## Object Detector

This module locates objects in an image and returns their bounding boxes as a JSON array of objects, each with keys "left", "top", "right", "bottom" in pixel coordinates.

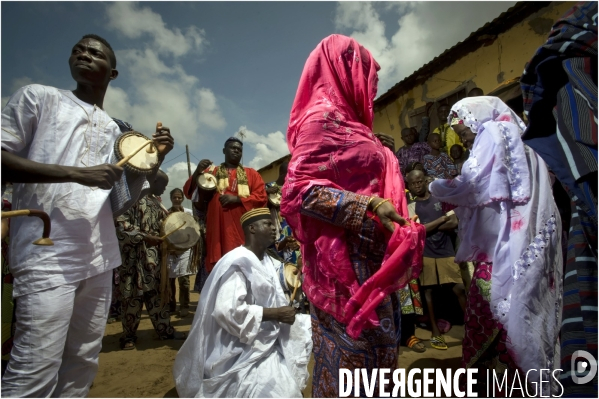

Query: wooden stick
[
  {"left": 289, "top": 269, "right": 301, "bottom": 306},
  {"left": 116, "top": 140, "right": 153, "bottom": 167},
  {"left": 1, "top": 210, "right": 31, "bottom": 218},
  {"left": 289, "top": 284, "right": 300, "bottom": 306},
  {"left": 160, "top": 222, "right": 186, "bottom": 240}
]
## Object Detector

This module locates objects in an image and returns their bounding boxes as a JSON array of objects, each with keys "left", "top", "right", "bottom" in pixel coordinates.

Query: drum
[
  {"left": 197, "top": 173, "right": 217, "bottom": 191},
  {"left": 268, "top": 192, "right": 282, "bottom": 207},
  {"left": 161, "top": 212, "right": 201, "bottom": 252},
  {"left": 284, "top": 263, "right": 301, "bottom": 290},
  {"left": 114, "top": 131, "right": 159, "bottom": 174}
]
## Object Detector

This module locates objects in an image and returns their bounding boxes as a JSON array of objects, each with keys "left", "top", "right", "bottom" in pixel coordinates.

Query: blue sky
[{"left": 1, "top": 1, "right": 515, "bottom": 207}]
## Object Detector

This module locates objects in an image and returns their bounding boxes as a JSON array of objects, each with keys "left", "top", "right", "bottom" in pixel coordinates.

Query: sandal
[
  {"left": 430, "top": 335, "right": 448, "bottom": 350},
  {"left": 406, "top": 336, "right": 426, "bottom": 353},
  {"left": 121, "top": 341, "right": 135, "bottom": 350}
]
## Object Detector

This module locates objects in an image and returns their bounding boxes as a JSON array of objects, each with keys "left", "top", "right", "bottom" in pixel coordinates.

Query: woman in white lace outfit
[{"left": 430, "top": 97, "right": 563, "bottom": 396}]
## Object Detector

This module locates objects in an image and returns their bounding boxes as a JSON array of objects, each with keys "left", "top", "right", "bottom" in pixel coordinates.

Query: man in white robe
[{"left": 173, "top": 208, "right": 312, "bottom": 398}]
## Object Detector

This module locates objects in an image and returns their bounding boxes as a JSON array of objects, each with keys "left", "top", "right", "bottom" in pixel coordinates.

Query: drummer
[
  {"left": 182, "top": 137, "right": 267, "bottom": 290},
  {"left": 1, "top": 34, "right": 174, "bottom": 396},
  {"left": 265, "top": 161, "right": 300, "bottom": 266},
  {"left": 167, "top": 188, "right": 194, "bottom": 318},
  {"left": 265, "top": 161, "right": 286, "bottom": 238},
  {"left": 115, "top": 170, "right": 186, "bottom": 350}
]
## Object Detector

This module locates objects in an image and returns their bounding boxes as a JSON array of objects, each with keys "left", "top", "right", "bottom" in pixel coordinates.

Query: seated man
[{"left": 173, "top": 208, "right": 312, "bottom": 398}]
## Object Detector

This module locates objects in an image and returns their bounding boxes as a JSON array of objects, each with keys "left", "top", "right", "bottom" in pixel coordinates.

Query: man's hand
[
  {"left": 370, "top": 197, "right": 408, "bottom": 233},
  {"left": 266, "top": 185, "right": 279, "bottom": 195},
  {"left": 152, "top": 123, "right": 174, "bottom": 157},
  {"left": 263, "top": 306, "right": 296, "bottom": 325},
  {"left": 219, "top": 194, "right": 241, "bottom": 208},
  {"left": 194, "top": 159, "right": 212, "bottom": 177},
  {"left": 143, "top": 234, "right": 163, "bottom": 246},
  {"left": 71, "top": 164, "right": 124, "bottom": 189},
  {"left": 374, "top": 133, "right": 395, "bottom": 152}
]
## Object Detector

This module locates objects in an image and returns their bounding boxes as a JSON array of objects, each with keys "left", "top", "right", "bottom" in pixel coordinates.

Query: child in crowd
[
  {"left": 406, "top": 170, "right": 467, "bottom": 350},
  {"left": 423, "top": 133, "right": 457, "bottom": 179},
  {"left": 449, "top": 144, "right": 467, "bottom": 175}
]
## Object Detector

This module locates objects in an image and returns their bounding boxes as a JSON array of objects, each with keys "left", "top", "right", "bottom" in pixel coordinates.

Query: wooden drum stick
[
  {"left": 116, "top": 140, "right": 153, "bottom": 167},
  {"left": 160, "top": 222, "right": 186, "bottom": 240}
]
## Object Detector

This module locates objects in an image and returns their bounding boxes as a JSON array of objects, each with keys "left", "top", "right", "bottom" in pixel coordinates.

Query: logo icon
[{"left": 571, "top": 350, "right": 597, "bottom": 385}]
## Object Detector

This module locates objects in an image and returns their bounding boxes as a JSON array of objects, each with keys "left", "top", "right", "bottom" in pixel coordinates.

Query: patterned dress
[
  {"left": 302, "top": 186, "right": 401, "bottom": 398},
  {"left": 395, "top": 142, "right": 431, "bottom": 177},
  {"left": 115, "top": 195, "right": 174, "bottom": 342},
  {"left": 423, "top": 153, "right": 457, "bottom": 179}
]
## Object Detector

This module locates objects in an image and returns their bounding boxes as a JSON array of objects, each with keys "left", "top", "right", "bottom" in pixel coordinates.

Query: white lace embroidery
[
  {"left": 499, "top": 123, "right": 525, "bottom": 200},
  {"left": 512, "top": 215, "right": 557, "bottom": 280}
]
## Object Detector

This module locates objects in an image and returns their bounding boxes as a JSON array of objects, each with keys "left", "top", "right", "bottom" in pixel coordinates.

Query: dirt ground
[{"left": 89, "top": 276, "right": 464, "bottom": 398}]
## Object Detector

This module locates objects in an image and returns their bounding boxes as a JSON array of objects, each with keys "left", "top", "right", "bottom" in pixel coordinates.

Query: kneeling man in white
[{"left": 173, "top": 208, "right": 312, "bottom": 397}]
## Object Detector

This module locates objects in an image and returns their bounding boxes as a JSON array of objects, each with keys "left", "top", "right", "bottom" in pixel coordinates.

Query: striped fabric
[
  {"left": 559, "top": 199, "right": 598, "bottom": 396},
  {"left": 520, "top": 1, "right": 597, "bottom": 224},
  {"left": 520, "top": 3, "right": 598, "bottom": 396},
  {"left": 108, "top": 118, "right": 151, "bottom": 218}
]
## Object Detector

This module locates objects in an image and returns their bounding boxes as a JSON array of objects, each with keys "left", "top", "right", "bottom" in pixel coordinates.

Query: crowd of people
[{"left": 0, "top": 1, "right": 596, "bottom": 398}]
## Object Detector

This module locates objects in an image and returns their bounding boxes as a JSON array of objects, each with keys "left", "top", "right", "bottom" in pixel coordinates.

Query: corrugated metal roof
[{"left": 373, "top": 1, "right": 552, "bottom": 110}]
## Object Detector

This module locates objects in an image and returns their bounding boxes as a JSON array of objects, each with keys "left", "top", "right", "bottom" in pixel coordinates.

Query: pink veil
[{"left": 281, "top": 35, "right": 425, "bottom": 338}]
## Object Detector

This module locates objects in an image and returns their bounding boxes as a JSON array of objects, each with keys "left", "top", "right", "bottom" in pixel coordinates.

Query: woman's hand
[{"left": 369, "top": 197, "right": 408, "bottom": 232}]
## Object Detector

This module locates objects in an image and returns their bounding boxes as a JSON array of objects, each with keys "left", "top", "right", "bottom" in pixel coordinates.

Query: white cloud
[
  {"left": 334, "top": 1, "right": 516, "bottom": 94},
  {"left": 105, "top": 2, "right": 207, "bottom": 57},
  {"left": 103, "top": 4, "right": 226, "bottom": 147},
  {"left": 2, "top": 76, "right": 35, "bottom": 107},
  {"left": 236, "top": 126, "right": 289, "bottom": 169},
  {"left": 10, "top": 76, "right": 34, "bottom": 93}
]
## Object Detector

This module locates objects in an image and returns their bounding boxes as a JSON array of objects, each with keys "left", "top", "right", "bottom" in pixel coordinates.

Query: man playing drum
[
  {"left": 167, "top": 188, "right": 195, "bottom": 318},
  {"left": 115, "top": 170, "right": 186, "bottom": 350},
  {"left": 0, "top": 34, "right": 174, "bottom": 396},
  {"left": 183, "top": 137, "right": 267, "bottom": 291},
  {"left": 173, "top": 208, "right": 312, "bottom": 397}
]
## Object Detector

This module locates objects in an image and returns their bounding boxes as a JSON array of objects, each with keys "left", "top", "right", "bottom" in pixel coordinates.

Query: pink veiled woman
[
  {"left": 430, "top": 97, "right": 563, "bottom": 396},
  {"left": 281, "top": 35, "right": 425, "bottom": 397}
]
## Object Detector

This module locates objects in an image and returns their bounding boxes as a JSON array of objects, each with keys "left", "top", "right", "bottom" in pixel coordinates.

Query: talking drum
[
  {"left": 161, "top": 212, "right": 201, "bottom": 253},
  {"left": 284, "top": 263, "right": 301, "bottom": 290},
  {"left": 197, "top": 172, "right": 217, "bottom": 191},
  {"left": 114, "top": 131, "right": 159, "bottom": 174},
  {"left": 268, "top": 192, "right": 282, "bottom": 207}
]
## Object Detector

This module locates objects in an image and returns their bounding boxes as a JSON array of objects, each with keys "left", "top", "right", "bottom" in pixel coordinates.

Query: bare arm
[
  {"left": 1, "top": 149, "right": 123, "bottom": 190},
  {"left": 423, "top": 215, "right": 449, "bottom": 233},
  {"left": 438, "top": 213, "right": 458, "bottom": 231}
]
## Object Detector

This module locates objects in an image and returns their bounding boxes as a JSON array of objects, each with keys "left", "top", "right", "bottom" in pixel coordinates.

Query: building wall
[
  {"left": 373, "top": 1, "right": 571, "bottom": 150},
  {"left": 257, "top": 154, "right": 291, "bottom": 184}
]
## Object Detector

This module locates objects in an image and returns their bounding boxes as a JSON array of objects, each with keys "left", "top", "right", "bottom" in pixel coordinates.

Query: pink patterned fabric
[{"left": 281, "top": 34, "right": 425, "bottom": 338}]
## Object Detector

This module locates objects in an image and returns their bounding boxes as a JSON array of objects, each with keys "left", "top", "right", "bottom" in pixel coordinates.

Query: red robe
[{"left": 183, "top": 166, "right": 267, "bottom": 271}]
